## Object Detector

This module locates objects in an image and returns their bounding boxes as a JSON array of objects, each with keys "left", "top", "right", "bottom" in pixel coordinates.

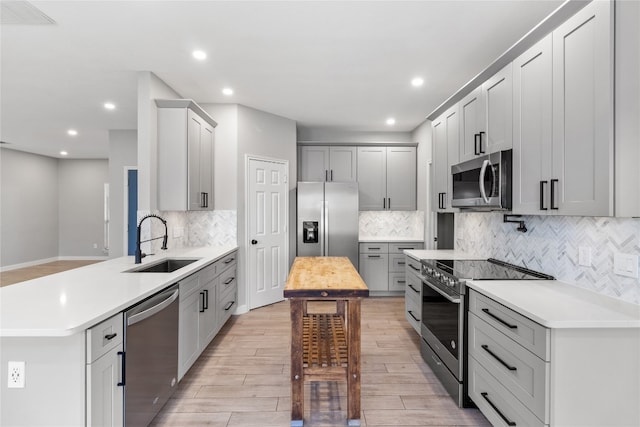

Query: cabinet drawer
[
  {"left": 388, "top": 254, "right": 407, "bottom": 272},
  {"left": 469, "top": 313, "right": 549, "bottom": 422},
  {"left": 219, "top": 267, "right": 237, "bottom": 296},
  {"left": 405, "top": 271, "right": 422, "bottom": 304},
  {"left": 216, "top": 251, "right": 237, "bottom": 273},
  {"left": 199, "top": 262, "right": 217, "bottom": 284},
  {"left": 469, "top": 356, "right": 545, "bottom": 427},
  {"left": 405, "top": 256, "right": 422, "bottom": 277},
  {"left": 218, "top": 285, "right": 237, "bottom": 326},
  {"left": 179, "top": 273, "right": 201, "bottom": 300},
  {"left": 359, "top": 243, "right": 389, "bottom": 253},
  {"left": 469, "top": 290, "right": 549, "bottom": 360},
  {"left": 389, "top": 242, "right": 424, "bottom": 254},
  {"left": 86, "top": 313, "right": 123, "bottom": 363},
  {"left": 388, "top": 272, "right": 406, "bottom": 292},
  {"left": 405, "top": 294, "right": 421, "bottom": 324}
]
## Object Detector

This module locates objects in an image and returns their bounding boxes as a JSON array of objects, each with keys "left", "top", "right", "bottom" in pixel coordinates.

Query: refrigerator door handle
[{"left": 323, "top": 200, "right": 329, "bottom": 255}]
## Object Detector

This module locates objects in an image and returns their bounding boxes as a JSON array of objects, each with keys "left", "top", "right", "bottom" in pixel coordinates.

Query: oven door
[
  {"left": 420, "top": 278, "right": 463, "bottom": 380},
  {"left": 451, "top": 149, "right": 511, "bottom": 210}
]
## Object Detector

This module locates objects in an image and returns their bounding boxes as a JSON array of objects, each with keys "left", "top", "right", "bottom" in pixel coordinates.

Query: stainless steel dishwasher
[{"left": 124, "top": 284, "right": 179, "bottom": 427}]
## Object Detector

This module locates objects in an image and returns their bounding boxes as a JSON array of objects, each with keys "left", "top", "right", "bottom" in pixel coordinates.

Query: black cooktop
[{"left": 432, "top": 258, "right": 554, "bottom": 280}]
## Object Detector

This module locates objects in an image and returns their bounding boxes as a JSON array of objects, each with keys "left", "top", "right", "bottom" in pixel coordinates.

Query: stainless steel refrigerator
[{"left": 297, "top": 181, "right": 359, "bottom": 268}]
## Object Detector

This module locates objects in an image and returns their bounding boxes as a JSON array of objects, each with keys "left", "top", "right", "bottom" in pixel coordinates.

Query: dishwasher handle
[{"left": 127, "top": 288, "right": 179, "bottom": 326}]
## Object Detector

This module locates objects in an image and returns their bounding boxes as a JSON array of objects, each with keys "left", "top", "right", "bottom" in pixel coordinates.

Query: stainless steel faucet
[{"left": 135, "top": 214, "right": 168, "bottom": 263}]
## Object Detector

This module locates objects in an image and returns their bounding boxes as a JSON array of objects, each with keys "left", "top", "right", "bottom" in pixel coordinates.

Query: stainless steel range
[{"left": 419, "top": 258, "right": 553, "bottom": 407}]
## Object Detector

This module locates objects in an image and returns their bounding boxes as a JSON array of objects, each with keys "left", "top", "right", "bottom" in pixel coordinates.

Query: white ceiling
[{"left": 0, "top": 0, "right": 563, "bottom": 159}]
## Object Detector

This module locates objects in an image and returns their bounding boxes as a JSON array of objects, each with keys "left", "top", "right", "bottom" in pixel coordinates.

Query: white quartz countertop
[
  {"left": 0, "top": 245, "right": 238, "bottom": 337},
  {"left": 403, "top": 249, "right": 479, "bottom": 260},
  {"left": 359, "top": 236, "right": 424, "bottom": 243},
  {"left": 467, "top": 280, "right": 640, "bottom": 328}
]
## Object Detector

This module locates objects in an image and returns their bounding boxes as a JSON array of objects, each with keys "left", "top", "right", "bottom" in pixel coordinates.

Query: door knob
[{"left": 251, "top": 239, "right": 258, "bottom": 245}]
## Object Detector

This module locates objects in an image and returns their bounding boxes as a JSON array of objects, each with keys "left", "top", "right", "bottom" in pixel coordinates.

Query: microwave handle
[{"left": 479, "top": 159, "right": 491, "bottom": 203}]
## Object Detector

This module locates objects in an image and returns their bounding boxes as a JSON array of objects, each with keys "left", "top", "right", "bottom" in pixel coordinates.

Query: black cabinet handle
[
  {"left": 540, "top": 181, "right": 548, "bottom": 210},
  {"left": 550, "top": 179, "right": 559, "bottom": 210},
  {"left": 409, "top": 264, "right": 420, "bottom": 272},
  {"left": 388, "top": 198, "right": 391, "bottom": 210},
  {"left": 203, "top": 289, "right": 209, "bottom": 310},
  {"left": 479, "top": 131, "right": 486, "bottom": 153},
  {"left": 325, "top": 170, "right": 328, "bottom": 181},
  {"left": 224, "top": 301, "right": 235, "bottom": 311},
  {"left": 383, "top": 198, "right": 386, "bottom": 209},
  {"left": 481, "top": 344, "right": 517, "bottom": 371},
  {"left": 474, "top": 133, "right": 480, "bottom": 155},
  {"left": 368, "top": 247, "right": 381, "bottom": 250},
  {"left": 398, "top": 261, "right": 406, "bottom": 266},
  {"left": 224, "top": 277, "right": 235, "bottom": 285},
  {"left": 104, "top": 332, "right": 117, "bottom": 341},
  {"left": 117, "top": 351, "right": 126, "bottom": 387},
  {"left": 397, "top": 280, "right": 406, "bottom": 284},
  {"left": 408, "top": 284, "right": 420, "bottom": 293},
  {"left": 368, "top": 255, "right": 381, "bottom": 258},
  {"left": 481, "top": 392, "right": 516, "bottom": 426},
  {"left": 481, "top": 308, "right": 518, "bottom": 329},
  {"left": 407, "top": 310, "right": 419, "bottom": 322},
  {"left": 330, "top": 170, "right": 333, "bottom": 181},
  {"left": 224, "top": 258, "right": 235, "bottom": 264},
  {"left": 200, "top": 292, "right": 206, "bottom": 313}
]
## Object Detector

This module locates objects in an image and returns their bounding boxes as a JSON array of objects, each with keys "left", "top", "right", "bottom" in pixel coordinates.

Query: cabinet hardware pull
[
  {"left": 398, "top": 261, "right": 406, "bottom": 265},
  {"left": 117, "top": 351, "right": 126, "bottom": 387},
  {"left": 474, "top": 133, "right": 480, "bottom": 155},
  {"left": 330, "top": 169, "right": 333, "bottom": 181},
  {"left": 388, "top": 198, "right": 391, "bottom": 210},
  {"left": 407, "top": 310, "right": 419, "bottom": 322},
  {"left": 409, "top": 264, "right": 420, "bottom": 271},
  {"left": 200, "top": 292, "right": 206, "bottom": 313},
  {"left": 397, "top": 280, "right": 406, "bottom": 284},
  {"left": 368, "top": 247, "right": 381, "bottom": 250},
  {"left": 224, "top": 301, "right": 235, "bottom": 311},
  {"left": 481, "top": 392, "right": 516, "bottom": 426},
  {"left": 481, "top": 308, "right": 518, "bottom": 329},
  {"left": 398, "top": 247, "right": 413, "bottom": 250},
  {"left": 408, "top": 284, "right": 420, "bottom": 293},
  {"left": 224, "top": 277, "right": 235, "bottom": 285},
  {"left": 383, "top": 198, "right": 386, "bottom": 209},
  {"left": 481, "top": 344, "right": 517, "bottom": 371},
  {"left": 368, "top": 255, "right": 381, "bottom": 258},
  {"left": 540, "top": 181, "right": 548, "bottom": 210},
  {"left": 479, "top": 131, "right": 486, "bottom": 153},
  {"left": 224, "top": 258, "right": 235, "bottom": 264},
  {"left": 104, "top": 332, "right": 117, "bottom": 340},
  {"left": 325, "top": 170, "right": 328, "bottom": 181},
  {"left": 203, "top": 289, "right": 209, "bottom": 310},
  {"left": 550, "top": 179, "right": 559, "bottom": 210}
]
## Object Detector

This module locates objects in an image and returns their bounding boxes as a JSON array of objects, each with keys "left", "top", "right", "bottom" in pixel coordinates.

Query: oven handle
[
  {"left": 479, "top": 159, "right": 491, "bottom": 203},
  {"left": 422, "top": 280, "right": 460, "bottom": 304}
]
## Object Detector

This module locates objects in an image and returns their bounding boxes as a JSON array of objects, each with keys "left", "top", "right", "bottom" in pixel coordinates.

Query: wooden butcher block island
[{"left": 284, "top": 257, "right": 369, "bottom": 427}]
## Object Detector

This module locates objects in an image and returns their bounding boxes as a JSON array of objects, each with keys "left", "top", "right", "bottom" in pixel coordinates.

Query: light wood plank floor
[
  {"left": 0, "top": 260, "right": 101, "bottom": 287},
  {"left": 151, "top": 297, "right": 490, "bottom": 427}
]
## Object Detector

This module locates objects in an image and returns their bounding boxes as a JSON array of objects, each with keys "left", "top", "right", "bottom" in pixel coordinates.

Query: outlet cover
[
  {"left": 614, "top": 253, "right": 639, "bottom": 278},
  {"left": 578, "top": 246, "right": 592, "bottom": 267},
  {"left": 7, "top": 361, "right": 25, "bottom": 388}
]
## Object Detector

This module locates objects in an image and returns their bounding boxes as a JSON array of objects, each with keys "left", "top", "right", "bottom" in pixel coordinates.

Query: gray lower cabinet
[
  {"left": 404, "top": 255, "right": 422, "bottom": 334},
  {"left": 178, "top": 251, "right": 237, "bottom": 380},
  {"left": 359, "top": 242, "right": 423, "bottom": 294},
  {"left": 86, "top": 313, "right": 124, "bottom": 427}
]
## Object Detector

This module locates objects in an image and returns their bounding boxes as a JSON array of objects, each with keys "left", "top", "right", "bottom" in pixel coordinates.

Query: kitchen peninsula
[{"left": 0, "top": 245, "right": 237, "bottom": 426}]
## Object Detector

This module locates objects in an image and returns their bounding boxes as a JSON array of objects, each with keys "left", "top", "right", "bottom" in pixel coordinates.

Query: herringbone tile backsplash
[
  {"left": 455, "top": 213, "right": 640, "bottom": 304},
  {"left": 359, "top": 211, "right": 425, "bottom": 238}
]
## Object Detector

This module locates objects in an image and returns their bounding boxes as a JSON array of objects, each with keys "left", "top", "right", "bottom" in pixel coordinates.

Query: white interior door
[{"left": 248, "top": 157, "right": 288, "bottom": 309}]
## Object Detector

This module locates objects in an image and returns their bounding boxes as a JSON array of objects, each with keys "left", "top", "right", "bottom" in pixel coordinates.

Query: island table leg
[
  {"left": 290, "top": 298, "right": 304, "bottom": 426},
  {"left": 347, "top": 298, "right": 362, "bottom": 426}
]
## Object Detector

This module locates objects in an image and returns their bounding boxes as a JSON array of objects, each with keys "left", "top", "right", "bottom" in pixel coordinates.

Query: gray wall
[
  {"left": 108, "top": 130, "right": 137, "bottom": 258},
  {"left": 58, "top": 159, "right": 109, "bottom": 257},
  {"left": 0, "top": 148, "right": 59, "bottom": 267}
]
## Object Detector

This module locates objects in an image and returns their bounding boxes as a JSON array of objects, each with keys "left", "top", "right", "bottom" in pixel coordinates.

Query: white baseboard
[
  {"left": 0, "top": 256, "right": 108, "bottom": 272},
  {"left": 234, "top": 304, "right": 249, "bottom": 315}
]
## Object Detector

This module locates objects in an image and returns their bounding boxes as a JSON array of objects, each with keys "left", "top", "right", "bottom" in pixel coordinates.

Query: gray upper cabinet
[
  {"left": 459, "top": 64, "right": 513, "bottom": 163},
  {"left": 298, "top": 145, "right": 357, "bottom": 182},
  {"left": 358, "top": 146, "right": 416, "bottom": 211},
  {"left": 432, "top": 104, "right": 459, "bottom": 212},
  {"left": 551, "top": 0, "right": 613, "bottom": 216},
  {"left": 512, "top": 35, "right": 553, "bottom": 214},
  {"left": 157, "top": 99, "right": 217, "bottom": 211}
]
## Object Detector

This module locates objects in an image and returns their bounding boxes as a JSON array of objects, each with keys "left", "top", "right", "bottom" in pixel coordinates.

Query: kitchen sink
[{"left": 127, "top": 258, "right": 200, "bottom": 273}]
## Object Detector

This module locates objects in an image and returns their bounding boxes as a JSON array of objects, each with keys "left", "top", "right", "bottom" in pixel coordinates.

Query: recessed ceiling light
[
  {"left": 104, "top": 102, "right": 116, "bottom": 110},
  {"left": 60, "top": 151, "right": 68, "bottom": 156},
  {"left": 192, "top": 50, "right": 207, "bottom": 60},
  {"left": 222, "top": 87, "right": 234, "bottom": 96},
  {"left": 67, "top": 129, "right": 78, "bottom": 136},
  {"left": 386, "top": 118, "right": 396, "bottom": 126},
  {"left": 411, "top": 77, "right": 424, "bottom": 87}
]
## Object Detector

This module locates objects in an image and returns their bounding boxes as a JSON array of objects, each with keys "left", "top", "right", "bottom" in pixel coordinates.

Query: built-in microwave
[{"left": 450, "top": 149, "right": 512, "bottom": 210}]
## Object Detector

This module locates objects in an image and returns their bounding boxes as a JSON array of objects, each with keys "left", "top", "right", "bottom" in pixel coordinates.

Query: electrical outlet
[
  {"left": 93, "top": 243, "right": 98, "bottom": 249},
  {"left": 7, "top": 361, "right": 25, "bottom": 388},
  {"left": 578, "top": 246, "right": 592, "bottom": 267},
  {"left": 614, "top": 253, "right": 639, "bottom": 278}
]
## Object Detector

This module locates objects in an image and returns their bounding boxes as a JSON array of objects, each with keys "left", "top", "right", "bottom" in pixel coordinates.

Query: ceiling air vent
[{"left": 1, "top": 1, "right": 56, "bottom": 25}]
